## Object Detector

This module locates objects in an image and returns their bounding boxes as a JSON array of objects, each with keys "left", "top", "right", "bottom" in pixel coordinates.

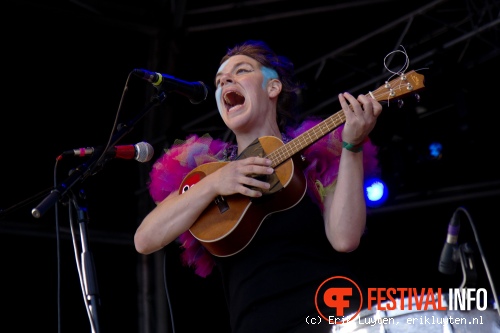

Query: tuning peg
[
  {"left": 398, "top": 99, "right": 404, "bottom": 108},
  {"left": 414, "top": 93, "right": 421, "bottom": 103}
]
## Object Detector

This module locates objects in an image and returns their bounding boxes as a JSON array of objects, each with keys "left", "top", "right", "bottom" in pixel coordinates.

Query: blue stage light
[
  {"left": 364, "top": 177, "right": 389, "bottom": 208},
  {"left": 429, "top": 142, "right": 443, "bottom": 159}
]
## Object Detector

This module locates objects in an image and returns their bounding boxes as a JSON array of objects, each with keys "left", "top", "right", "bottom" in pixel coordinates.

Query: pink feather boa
[{"left": 148, "top": 121, "right": 380, "bottom": 277}]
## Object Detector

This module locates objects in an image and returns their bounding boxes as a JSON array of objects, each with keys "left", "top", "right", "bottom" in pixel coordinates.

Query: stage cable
[{"left": 163, "top": 248, "right": 177, "bottom": 333}]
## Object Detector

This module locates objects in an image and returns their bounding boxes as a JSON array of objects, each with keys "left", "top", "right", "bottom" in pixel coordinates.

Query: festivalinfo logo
[{"left": 311, "top": 276, "right": 495, "bottom": 328}]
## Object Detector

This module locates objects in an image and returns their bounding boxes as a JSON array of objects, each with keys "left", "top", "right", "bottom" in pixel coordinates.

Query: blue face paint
[
  {"left": 215, "top": 60, "right": 229, "bottom": 116},
  {"left": 261, "top": 66, "right": 278, "bottom": 90},
  {"left": 215, "top": 86, "right": 223, "bottom": 116}
]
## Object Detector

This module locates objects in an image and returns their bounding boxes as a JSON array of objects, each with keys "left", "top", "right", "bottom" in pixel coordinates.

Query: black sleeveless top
[{"left": 214, "top": 193, "right": 365, "bottom": 333}]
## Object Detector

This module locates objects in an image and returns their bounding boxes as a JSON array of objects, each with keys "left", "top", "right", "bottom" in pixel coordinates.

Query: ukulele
[{"left": 179, "top": 70, "right": 425, "bottom": 257}]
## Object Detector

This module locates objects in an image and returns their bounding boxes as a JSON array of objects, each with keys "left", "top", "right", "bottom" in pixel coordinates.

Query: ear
[{"left": 267, "top": 79, "right": 282, "bottom": 98}]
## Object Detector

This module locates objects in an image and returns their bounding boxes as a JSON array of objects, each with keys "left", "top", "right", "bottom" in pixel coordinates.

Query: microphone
[
  {"left": 133, "top": 69, "right": 208, "bottom": 104},
  {"left": 61, "top": 141, "right": 154, "bottom": 163},
  {"left": 438, "top": 210, "right": 460, "bottom": 274}
]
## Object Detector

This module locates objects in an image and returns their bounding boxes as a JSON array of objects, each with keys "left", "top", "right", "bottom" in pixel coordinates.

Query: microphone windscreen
[{"left": 135, "top": 142, "right": 154, "bottom": 162}]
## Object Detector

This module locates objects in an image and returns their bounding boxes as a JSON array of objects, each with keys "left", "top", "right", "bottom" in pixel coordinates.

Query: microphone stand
[
  {"left": 29, "top": 91, "right": 168, "bottom": 332},
  {"left": 68, "top": 187, "right": 100, "bottom": 333}
]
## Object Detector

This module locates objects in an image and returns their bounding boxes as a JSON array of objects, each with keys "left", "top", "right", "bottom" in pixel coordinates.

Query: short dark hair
[{"left": 220, "top": 40, "right": 302, "bottom": 130}]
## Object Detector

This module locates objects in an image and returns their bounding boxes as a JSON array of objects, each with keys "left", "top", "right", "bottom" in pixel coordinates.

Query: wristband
[{"left": 342, "top": 141, "right": 363, "bottom": 153}]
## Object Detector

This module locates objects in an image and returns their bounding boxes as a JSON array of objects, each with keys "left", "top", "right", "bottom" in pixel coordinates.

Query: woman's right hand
[{"left": 210, "top": 157, "right": 274, "bottom": 198}]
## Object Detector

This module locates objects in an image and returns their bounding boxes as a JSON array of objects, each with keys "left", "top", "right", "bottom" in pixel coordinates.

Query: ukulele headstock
[{"left": 370, "top": 71, "right": 425, "bottom": 105}]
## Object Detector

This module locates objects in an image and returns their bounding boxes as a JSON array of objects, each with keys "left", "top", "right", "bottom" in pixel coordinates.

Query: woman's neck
[{"left": 235, "top": 125, "right": 281, "bottom": 154}]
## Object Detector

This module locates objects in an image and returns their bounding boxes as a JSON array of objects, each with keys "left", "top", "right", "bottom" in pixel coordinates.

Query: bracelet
[{"left": 342, "top": 141, "right": 363, "bottom": 153}]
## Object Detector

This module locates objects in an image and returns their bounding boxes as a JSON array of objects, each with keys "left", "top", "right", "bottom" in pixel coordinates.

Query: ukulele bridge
[{"left": 214, "top": 195, "right": 229, "bottom": 213}]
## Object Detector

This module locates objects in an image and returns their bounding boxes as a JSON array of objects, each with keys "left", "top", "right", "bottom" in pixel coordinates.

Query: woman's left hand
[{"left": 339, "top": 92, "right": 382, "bottom": 145}]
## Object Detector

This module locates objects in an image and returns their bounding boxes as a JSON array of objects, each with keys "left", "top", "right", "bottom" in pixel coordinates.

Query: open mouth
[{"left": 223, "top": 91, "right": 245, "bottom": 111}]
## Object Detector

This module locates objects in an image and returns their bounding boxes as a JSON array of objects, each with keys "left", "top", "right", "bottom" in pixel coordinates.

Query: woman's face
[{"left": 215, "top": 54, "right": 278, "bottom": 133}]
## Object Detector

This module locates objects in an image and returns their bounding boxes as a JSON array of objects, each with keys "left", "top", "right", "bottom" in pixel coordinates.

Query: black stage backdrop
[{"left": 1, "top": 1, "right": 499, "bottom": 332}]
